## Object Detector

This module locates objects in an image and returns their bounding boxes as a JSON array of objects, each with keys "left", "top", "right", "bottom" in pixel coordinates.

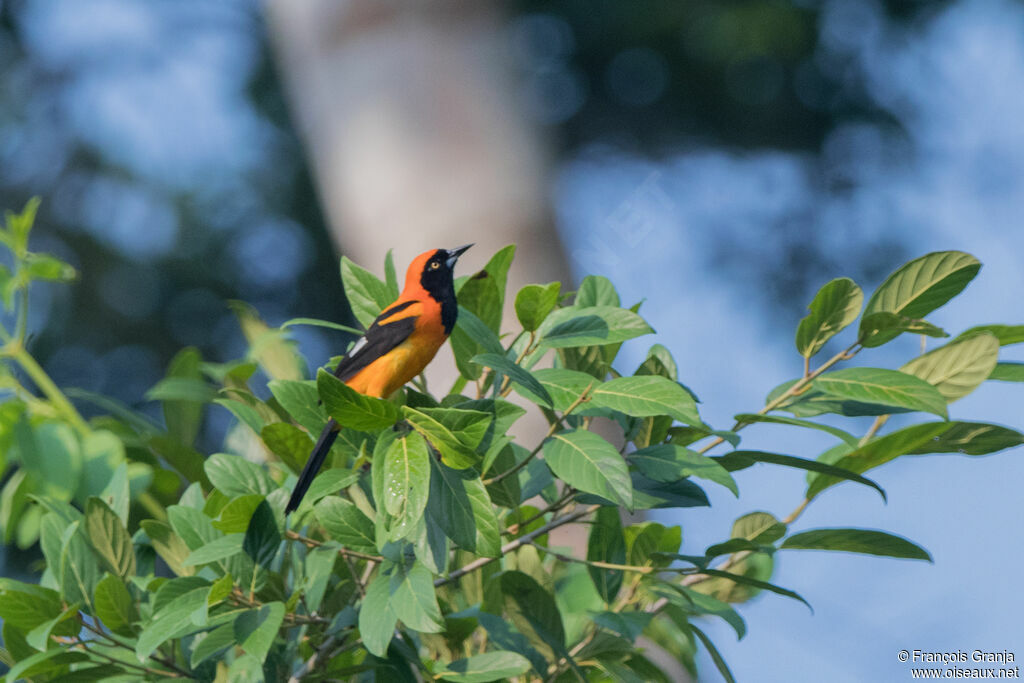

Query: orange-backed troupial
[{"left": 285, "top": 245, "right": 472, "bottom": 514}]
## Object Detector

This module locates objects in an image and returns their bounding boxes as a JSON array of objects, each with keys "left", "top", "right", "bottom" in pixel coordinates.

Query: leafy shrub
[{"left": 0, "top": 200, "right": 1021, "bottom": 681}]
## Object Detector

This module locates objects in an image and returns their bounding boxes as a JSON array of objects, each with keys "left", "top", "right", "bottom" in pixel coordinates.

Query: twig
[
  {"left": 285, "top": 530, "right": 384, "bottom": 562},
  {"left": 435, "top": 505, "right": 599, "bottom": 587}
]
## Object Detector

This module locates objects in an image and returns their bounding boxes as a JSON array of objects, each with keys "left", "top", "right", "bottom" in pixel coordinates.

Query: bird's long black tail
[{"left": 285, "top": 418, "right": 340, "bottom": 514}]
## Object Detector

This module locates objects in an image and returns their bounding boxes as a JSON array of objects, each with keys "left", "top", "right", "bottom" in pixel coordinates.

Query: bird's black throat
[{"left": 420, "top": 248, "right": 459, "bottom": 334}]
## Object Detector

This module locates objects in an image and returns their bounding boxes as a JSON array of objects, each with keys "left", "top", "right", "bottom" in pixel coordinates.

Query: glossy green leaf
[
  {"left": 402, "top": 406, "right": 479, "bottom": 469},
  {"left": 543, "top": 430, "right": 633, "bottom": 509},
  {"left": 383, "top": 431, "right": 430, "bottom": 540},
  {"left": 780, "top": 528, "right": 931, "bottom": 561},
  {"left": 438, "top": 651, "right": 533, "bottom": 683},
  {"left": 628, "top": 444, "right": 737, "bottom": 495},
  {"left": 427, "top": 460, "right": 501, "bottom": 558},
  {"left": 451, "top": 306, "right": 506, "bottom": 381},
  {"left": 814, "top": 367, "right": 948, "bottom": 418},
  {"left": 185, "top": 534, "right": 245, "bottom": 566},
  {"left": 696, "top": 568, "right": 811, "bottom": 611},
  {"left": 591, "top": 376, "right": 701, "bottom": 426},
  {"left": 956, "top": 324, "right": 1024, "bottom": 346},
  {"left": 515, "top": 282, "right": 562, "bottom": 331},
  {"left": 93, "top": 574, "right": 138, "bottom": 636},
  {"left": 299, "top": 469, "right": 361, "bottom": 510},
  {"left": 587, "top": 506, "right": 626, "bottom": 603},
  {"left": 213, "top": 494, "right": 264, "bottom": 534},
  {"left": 690, "top": 623, "right": 737, "bottom": 683},
  {"left": 260, "top": 422, "right": 313, "bottom": 475},
  {"left": 84, "top": 497, "right": 135, "bottom": 578},
  {"left": 205, "top": 453, "right": 276, "bottom": 497},
  {"left": 901, "top": 333, "right": 999, "bottom": 401},
  {"left": 515, "top": 368, "right": 596, "bottom": 412},
  {"left": 234, "top": 601, "right": 286, "bottom": 663},
  {"left": 267, "top": 379, "right": 326, "bottom": 434},
  {"left": 280, "top": 317, "right": 364, "bottom": 336},
  {"left": 653, "top": 584, "right": 745, "bottom": 639},
  {"left": 806, "top": 422, "right": 952, "bottom": 500},
  {"left": 141, "top": 520, "right": 193, "bottom": 577},
  {"left": 796, "top": 277, "right": 863, "bottom": 358},
  {"left": 318, "top": 368, "right": 398, "bottom": 431},
  {"left": 858, "top": 312, "right": 948, "bottom": 348},
  {"left": 860, "top": 251, "right": 980, "bottom": 344},
  {"left": 190, "top": 623, "right": 237, "bottom": 668},
  {"left": 538, "top": 305, "right": 654, "bottom": 348},
  {"left": 158, "top": 347, "right": 205, "bottom": 445},
  {"left": 500, "top": 571, "right": 566, "bottom": 656},
  {"left": 716, "top": 450, "right": 885, "bottom": 500},
  {"left": 359, "top": 572, "right": 398, "bottom": 657},
  {"left": 907, "top": 421, "right": 1024, "bottom": 455},
  {"left": 471, "top": 353, "right": 553, "bottom": 407},
  {"left": 243, "top": 500, "right": 281, "bottom": 568},
  {"left": 315, "top": 496, "right": 376, "bottom": 553},
  {"left": 734, "top": 413, "right": 858, "bottom": 446},
  {"left": 340, "top": 255, "right": 393, "bottom": 328},
  {"left": 389, "top": 561, "right": 444, "bottom": 632},
  {"left": 990, "top": 362, "right": 1024, "bottom": 382}
]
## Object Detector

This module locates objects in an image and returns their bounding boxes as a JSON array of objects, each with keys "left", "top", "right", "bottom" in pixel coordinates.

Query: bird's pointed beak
[{"left": 445, "top": 243, "right": 473, "bottom": 268}]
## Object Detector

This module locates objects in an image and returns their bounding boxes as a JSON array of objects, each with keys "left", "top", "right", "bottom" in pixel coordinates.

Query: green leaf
[
  {"left": 629, "top": 473, "right": 708, "bottom": 510},
  {"left": 389, "top": 561, "right": 444, "bottom": 632},
  {"left": 696, "top": 569, "right": 812, "bottom": 611},
  {"left": 515, "top": 282, "right": 562, "bottom": 331},
  {"left": 543, "top": 430, "right": 633, "bottom": 510},
  {"left": 438, "top": 652, "right": 533, "bottom": 682},
  {"left": 3, "top": 650, "right": 89, "bottom": 683},
  {"left": 84, "top": 497, "right": 136, "bottom": 578},
  {"left": 587, "top": 507, "right": 626, "bottom": 603},
  {"left": 280, "top": 317, "right": 364, "bottom": 335},
  {"left": 470, "top": 354, "right": 553, "bottom": 407},
  {"left": 148, "top": 434, "right": 210, "bottom": 488},
  {"left": 24, "top": 600, "right": 80, "bottom": 650},
  {"left": 383, "top": 431, "right": 431, "bottom": 540},
  {"left": 260, "top": 422, "right": 313, "bottom": 475},
  {"left": 417, "top": 407, "right": 493, "bottom": 449},
  {"left": 780, "top": 528, "right": 932, "bottom": 561},
  {"left": 317, "top": 368, "right": 398, "bottom": 430},
  {"left": 451, "top": 306, "right": 506, "bottom": 381},
  {"left": 734, "top": 413, "right": 858, "bottom": 446},
  {"left": 315, "top": 496, "right": 376, "bottom": 553},
  {"left": 234, "top": 602, "right": 286, "bottom": 663},
  {"left": 268, "top": 379, "right": 326, "bottom": 434},
  {"left": 907, "top": 421, "right": 1024, "bottom": 455},
  {"left": 990, "top": 362, "right": 1024, "bottom": 382},
  {"left": 18, "top": 420, "right": 80, "bottom": 501},
  {"left": 168, "top": 505, "right": 219, "bottom": 550},
  {"left": 956, "top": 324, "right": 1024, "bottom": 346},
  {"left": 383, "top": 249, "right": 400, "bottom": 298},
  {"left": 806, "top": 422, "right": 952, "bottom": 500},
  {"left": 628, "top": 445, "right": 738, "bottom": 495},
  {"left": 590, "top": 376, "right": 701, "bottom": 426},
  {"left": 901, "top": 333, "right": 999, "bottom": 402},
  {"left": 300, "top": 469, "right": 361, "bottom": 509},
  {"left": 690, "top": 623, "right": 737, "bottom": 683},
  {"left": 243, "top": 500, "right": 281, "bottom": 568},
  {"left": 359, "top": 571, "right": 398, "bottom": 657},
  {"left": 732, "top": 511, "right": 787, "bottom": 544},
  {"left": 158, "top": 347, "right": 206, "bottom": 446},
  {"left": 858, "top": 312, "right": 948, "bottom": 348},
  {"left": 93, "top": 574, "right": 138, "bottom": 636},
  {"left": 860, "top": 251, "right": 980, "bottom": 345},
  {"left": 515, "top": 368, "right": 595, "bottom": 412},
  {"left": 213, "top": 494, "right": 265, "bottom": 534},
  {"left": 716, "top": 451, "right": 885, "bottom": 500},
  {"left": 427, "top": 460, "right": 501, "bottom": 558},
  {"left": 23, "top": 252, "right": 76, "bottom": 282},
  {"left": 190, "top": 623, "right": 237, "bottom": 668},
  {"left": 653, "top": 584, "right": 745, "bottom": 639},
  {"left": 537, "top": 306, "right": 654, "bottom": 348},
  {"left": 205, "top": 453, "right": 276, "bottom": 497},
  {"left": 0, "top": 583, "right": 64, "bottom": 631},
  {"left": 340, "top": 255, "right": 393, "bottom": 328},
  {"left": 500, "top": 571, "right": 566, "bottom": 656},
  {"left": 591, "top": 611, "right": 652, "bottom": 641},
  {"left": 814, "top": 367, "right": 948, "bottom": 418},
  {"left": 402, "top": 406, "right": 479, "bottom": 469},
  {"left": 141, "top": 520, "right": 193, "bottom": 577},
  {"left": 457, "top": 245, "right": 516, "bottom": 332},
  {"left": 99, "top": 461, "right": 131, "bottom": 524},
  {"left": 795, "top": 277, "right": 863, "bottom": 358},
  {"left": 185, "top": 534, "right": 245, "bottom": 566},
  {"left": 575, "top": 275, "right": 620, "bottom": 307}
]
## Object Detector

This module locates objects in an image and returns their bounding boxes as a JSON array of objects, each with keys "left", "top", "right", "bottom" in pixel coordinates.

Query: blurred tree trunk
[{"left": 264, "top": 0, "right": 566, "bottom": 306}]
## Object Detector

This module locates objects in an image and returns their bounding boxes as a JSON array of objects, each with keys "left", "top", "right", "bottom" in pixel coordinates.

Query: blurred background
[{"left": 1, "top": 0, "right": 1022, "bottom": 680}]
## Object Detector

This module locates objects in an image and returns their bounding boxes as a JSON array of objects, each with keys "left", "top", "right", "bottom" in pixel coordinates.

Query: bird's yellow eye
[{"left": 429, "top": 261, "right": 441, "bottom": 270}]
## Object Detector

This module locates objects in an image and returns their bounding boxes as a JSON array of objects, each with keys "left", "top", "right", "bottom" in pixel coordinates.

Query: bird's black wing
[{"left": 333, "top": 300, "right": 419, "bottom": 382}]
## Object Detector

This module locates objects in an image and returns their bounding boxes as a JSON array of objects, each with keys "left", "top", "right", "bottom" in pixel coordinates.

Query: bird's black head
[{"left": 413, "top": 244, "right": 472, "bottom": 333}]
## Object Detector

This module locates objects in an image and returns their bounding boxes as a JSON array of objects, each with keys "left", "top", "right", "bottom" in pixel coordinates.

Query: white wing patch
[{"left": 348, "top": 336, "right": 369, "bottom": 356}]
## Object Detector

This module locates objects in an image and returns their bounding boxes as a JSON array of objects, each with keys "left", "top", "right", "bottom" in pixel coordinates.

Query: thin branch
[
  {"left": 435, "top": 505, "right": 600, "bottom": 587},
  {"left": 503, "top": 489, "right": 576, "bottom": 536},
  {"left": 483, "top": 384, "right": 593, "bottom": 486},
  {"left": 285, "top": 530, "right": 384, "bottom": 563}
]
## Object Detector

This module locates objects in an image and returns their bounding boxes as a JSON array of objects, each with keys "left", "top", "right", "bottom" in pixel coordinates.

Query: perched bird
[{"left": 285, "top": 245, "right": 472, "bottom": 514}]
